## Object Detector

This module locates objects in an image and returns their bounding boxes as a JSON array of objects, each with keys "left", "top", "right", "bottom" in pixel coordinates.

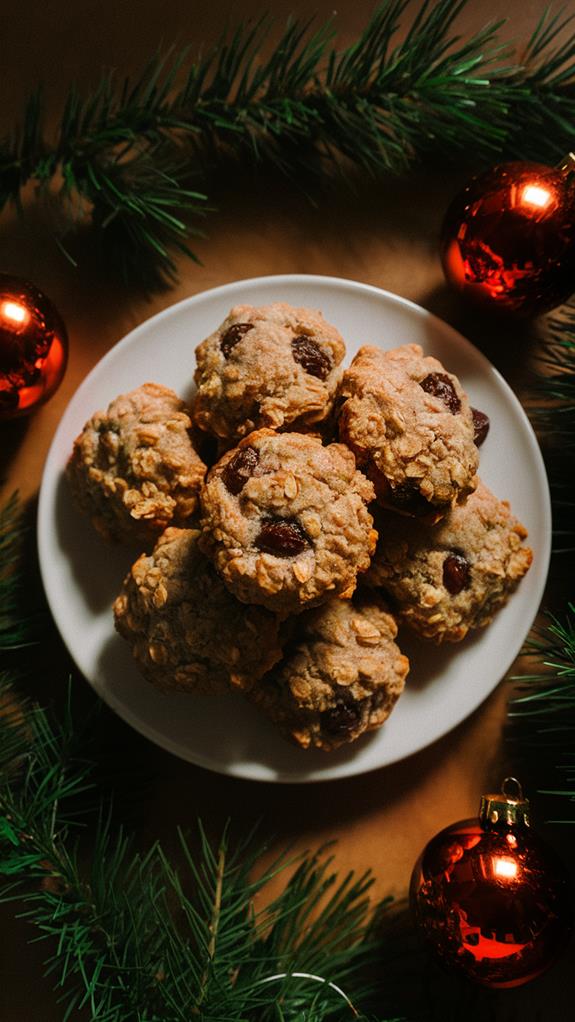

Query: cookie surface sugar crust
[
  {"left": 366, "top": 480, "right": 533, "bottom": 643},
  {"left": 113, "top": 527, "right": 285, "bottom": 693},
  {"left": 193, "top": 302, "right": 346, "bottom": 442},
  {"left": 338, "top": 343, "right": 478, "bottom": 522},
  {"left": 199, "top": 428, "right": 377, "bottom": 615},
  {"left": 67, "top": 382, "right": 206, "bottom": 545},
  {"left": 249, "top": 593, "right": 409, "bottom": 751}
]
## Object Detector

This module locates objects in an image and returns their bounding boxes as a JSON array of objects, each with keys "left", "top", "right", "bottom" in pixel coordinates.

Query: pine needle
[
  {"left": 3, "top": 1, "right": 575, "bottom": 284},
  {"left": 509, "top": 605, "right": 575, "bottom": 823},
  {"left": 525, "top": 301, "right": 575, "bottom": 554},
  {"left": 0, "top": 498, "right": 396, "bottom": 1020}
]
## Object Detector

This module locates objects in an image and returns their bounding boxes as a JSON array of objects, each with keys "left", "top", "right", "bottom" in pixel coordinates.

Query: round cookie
[
  {"left": 67, "top": 382, "right": 206, "bottom": 545},
  {"left": 366, "top": 480, "right": 533, "bottom": 643},
  {"left": 249, "top": 595, "right": 409, "bottom": 751},
  {"left": 338, "top": 344, "right": 479, "bottom": 522},
  {"left": 193, "top": 303, "right": 346, "bottom": 442},
  {"left": 113, "top": 528, "right": 284, "bottom": 693},
  {"left": 199, "top": 429, "right": 377, "bottom": 616}
]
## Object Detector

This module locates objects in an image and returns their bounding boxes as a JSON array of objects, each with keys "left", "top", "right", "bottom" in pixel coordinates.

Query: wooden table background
[{"left": 1, "top": 1, "right": 574, "bottom": 1018}]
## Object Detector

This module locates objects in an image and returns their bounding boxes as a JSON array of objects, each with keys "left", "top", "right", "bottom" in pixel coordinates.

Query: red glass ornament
[
  {"left": 441, "top": 155, "right": 575, "bottom": 315},
  {"left": 410, "top": 779, "right": 572, "bottom": 988},
  {"left": 0, "top": 274, "right": 68, "bottom": 420}
]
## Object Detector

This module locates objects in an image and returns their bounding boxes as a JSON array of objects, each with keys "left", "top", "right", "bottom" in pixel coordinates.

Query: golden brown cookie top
[
  {"left": 113, "top": 527, "right": 285, "bottom": 693},
  {"left": 67, "top": 382, "right": 206, "bottom": 545},
  {"left": 366, "top": 479, "right": 533, "bottom": 643},
  {"left": 250, "top": 594, "right": 409, "bottom": 751},
  {"left": 193, "top": 303, "right": 345, "bottom": 441},
  {"left": 338, "top": 344, "right": 479, "bottom": 521},
  {"left": 199, "top": 429, "right": 377, "bottom": 615}
]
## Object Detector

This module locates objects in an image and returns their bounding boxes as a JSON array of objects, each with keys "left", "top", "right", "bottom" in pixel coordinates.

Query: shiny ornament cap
[{"left": 480, "top": 776, "right": 531, "bottom": 830}]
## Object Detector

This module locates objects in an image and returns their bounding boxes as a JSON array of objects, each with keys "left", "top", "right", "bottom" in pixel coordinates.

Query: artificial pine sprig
[
  {"left": 505, "top": 307, "right": 575, "bottom": 818},
  {"left": 0, "top": 502, "right": 394, "bottom": 1021},
  {"left": 509, "top": 606, "right": 575, "bottom": 823},
  {"left": 526, "top": 302, "right": 575, "bottom": 552},
  {"left": 531, "top": 303, "right": 575, "bottom": 446},
  {"left": 0, "top": 681, "right": 390, "bottom": 1021},
  {"left": 3, "top": 1, "right": 575, "bottom": 283}
]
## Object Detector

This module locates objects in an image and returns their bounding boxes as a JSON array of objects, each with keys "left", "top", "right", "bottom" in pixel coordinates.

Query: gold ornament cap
[
  {"left": 558, "top": 151, "right": 575, "bottom": 178},
  {"left": 479, "top": 777, "right": 531, "bottom": 830}
]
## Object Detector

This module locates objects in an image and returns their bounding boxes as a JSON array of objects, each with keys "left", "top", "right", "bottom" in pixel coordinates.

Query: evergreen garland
[
  {"left": 527, "top": 304, "right": 575, "bottom": 553},
  {"left": 509, "top": 606, "right": 575, "bottom": 823},
  {"left": 3, "top": 0, "right": 575, "bottom": 283},
  {"left": 3, "top": 4, "right": 575, "bottom": 1012},
  {"left": 0, "top": 505, "right": 395, "bottom": 1022},
  {"left": 507, "top": 305, "right": 575, "bottom": 822}
]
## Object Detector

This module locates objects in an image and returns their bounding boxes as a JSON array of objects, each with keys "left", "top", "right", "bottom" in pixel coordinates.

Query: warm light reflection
[
  {"left": 1, "top": 300, "right": 30, "bottom": 326},
  {"left": 493, "top": 856, "right": 518, "bottom": 879},
  {"left": 521, "top": 184, "right": 552, "bottom": 210}
]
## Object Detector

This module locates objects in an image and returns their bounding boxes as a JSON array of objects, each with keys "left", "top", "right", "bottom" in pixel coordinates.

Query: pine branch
[
  {"left": 530, "top": 303, "right": 575, "bottom": 441},
  {"left": 0, "top": 688, "right": 394, "bottom": 1020},
  {"left": 526, "top": 302, "right": 575, "bottom": 552},
  {"left": 508, "top": 303, "right": 575, "bottom": 815},
  {"left": 509, "top": 605, "right": 575, "bottom": 823},
  {"left": 0, "top": 499, "right": 396, "bottom": 1020},
  {"left": 3, "top": 1, "right": 575, "bottom": 284}
]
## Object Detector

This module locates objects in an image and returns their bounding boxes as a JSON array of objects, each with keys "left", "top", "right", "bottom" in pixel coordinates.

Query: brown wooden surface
[{"left": 1, "top": 2, "right": 574, "bottom": 1019}]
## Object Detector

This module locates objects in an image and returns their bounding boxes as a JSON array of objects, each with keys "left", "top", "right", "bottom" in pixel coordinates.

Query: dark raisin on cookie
[
  {"left": 389, "top": 479, "right": 433, "bottom": 517},
  {"left": 291, "top": 335, "right": 332, "bottom": 380},
  {"left": 220, "top": 322, "right": 254, "bottom": 358},
  {"left": 420, "top": 372, "right": 461, "bottom": 414},
  {"left": 221, "top": 446, "right": 259, "bottom": 495},
  {"left": 443, "top": 552, "right": 471, "bottom": 595},
  {"left": 471, "top": 408, "right": 490, "bottom": 447},
  {"left": 255, "top": 518, "right": 309, "bottom": 557},
  {"left": 321, "top": 689, "right": 362, "bottom": 738}
]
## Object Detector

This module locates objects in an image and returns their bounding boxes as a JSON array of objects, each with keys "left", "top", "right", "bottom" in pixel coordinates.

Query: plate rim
[{"left": 37, "top": 273, "right": 552, "bottom": 782}]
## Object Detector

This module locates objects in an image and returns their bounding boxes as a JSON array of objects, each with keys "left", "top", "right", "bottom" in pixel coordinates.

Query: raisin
[
  {"left": 255, "top": 518, "right": 309, "bottom": 556},
  {"left": 291, "top": 334, "right": 332, "bottom": 380},
  {"left": 389, "top": 480, "right": 432, "bottom": 517},
  {"left": 443, "top": 552, "right": 471, "bottom": 595},
  {"left": 220, "top": 322, "right": 254, "bottom": 358},
  {"left": 420, "top": 372, "right": 461, "bottom": 414},
  {"left": 222, "top": 446, "right": 259, "bottom": 495},
  {"left": 321, "top": 689, "right": 362, "bottom": 738},
  {"left": 471, "top": 407, "right": 490, "bottom": 447}
]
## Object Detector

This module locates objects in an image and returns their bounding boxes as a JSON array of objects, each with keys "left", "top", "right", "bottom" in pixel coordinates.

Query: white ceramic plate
[{"left": 37, "top": 275, "right": 551, "bottom": 783}]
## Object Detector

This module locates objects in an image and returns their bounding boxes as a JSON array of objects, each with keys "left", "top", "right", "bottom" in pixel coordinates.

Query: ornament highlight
[
  {"left": 441, "top": 155, "right": 575, "bottom": 316},
  {"left": 0, "top": 274, "right": 68, "bottom": 419},
  {"left": 410, "top": 778, "right": 572, "bottom": 988}
]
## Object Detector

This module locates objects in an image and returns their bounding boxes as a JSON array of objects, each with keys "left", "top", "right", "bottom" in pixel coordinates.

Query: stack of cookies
[{"left": 67, "top": 302, "right": 532, "bottom": 752}]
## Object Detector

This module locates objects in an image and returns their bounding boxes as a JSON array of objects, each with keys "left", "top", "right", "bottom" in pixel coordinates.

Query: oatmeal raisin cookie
[
  {"left": 67, "top": 382, "right": 206, "bottom": 545},
  {"left": 113, "top": 527, "right": 284, "bottom": 693},
  {"left": 250, "top": 594, "right": 409, "bottom": 750},
  {"left": 338, "top": 344, "right": 478, "bottom": 521},
  {"left": 199, "top": 429, "right": 377, "bottom": 615},
  {"left": 193, "top": 303, "right": 345, "bottom": 442}
]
